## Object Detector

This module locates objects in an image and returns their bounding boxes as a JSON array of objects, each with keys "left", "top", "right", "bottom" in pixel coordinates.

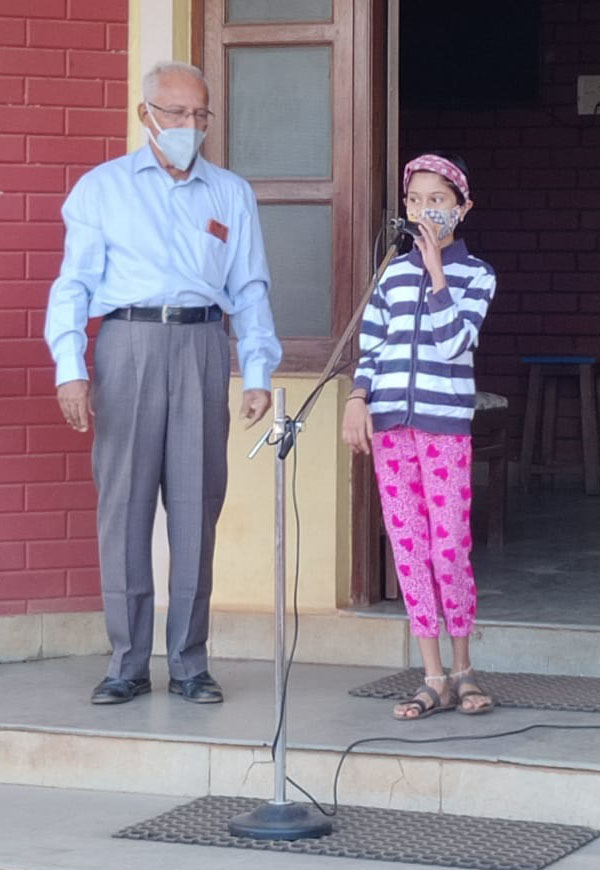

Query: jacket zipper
[{"left": 405, "top": 269, "right": 428, "bottom": 425}]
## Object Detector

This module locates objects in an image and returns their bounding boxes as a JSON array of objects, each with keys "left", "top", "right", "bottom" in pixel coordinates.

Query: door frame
[
  {"left": 349, "top": 0, "right": 389, "bottom": 604},
  {"left": 192, "top": 0, "right": 389, "bottom": 606}
]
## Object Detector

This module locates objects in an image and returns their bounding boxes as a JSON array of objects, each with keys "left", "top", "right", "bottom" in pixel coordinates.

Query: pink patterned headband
[{"left": 403, "top": 154, "right": 470, "bottom": 202}]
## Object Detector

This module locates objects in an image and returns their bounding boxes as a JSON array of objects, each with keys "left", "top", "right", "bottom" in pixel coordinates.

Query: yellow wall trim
[
  {"left": 127, "top": 0, "right": 192, "bottom": 152},
  {"left": 172, "top": 0, "right": 192, "bottom": 62}
]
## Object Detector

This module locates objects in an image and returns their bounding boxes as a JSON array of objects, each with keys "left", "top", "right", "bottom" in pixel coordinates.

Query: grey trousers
[{"left": 91, "top": 318, "right": 230, "bottom": 680}]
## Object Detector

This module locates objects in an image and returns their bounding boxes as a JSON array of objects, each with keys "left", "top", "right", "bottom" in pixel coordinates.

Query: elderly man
[{"left": 45, "top": 61, "right": 281, "bottom": 705}]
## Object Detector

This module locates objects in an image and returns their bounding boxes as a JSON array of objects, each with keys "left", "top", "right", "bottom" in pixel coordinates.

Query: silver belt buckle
[{"left": 161, "top": 305, "right": 170, "bottom": 324}]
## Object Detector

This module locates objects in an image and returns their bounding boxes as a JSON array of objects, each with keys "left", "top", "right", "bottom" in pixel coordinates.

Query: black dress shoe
[
  {"left": 168, "top": 671, "right": 223, "bottom": 704},
  {"left": 91, "top": 676, "right": 151, "bottom": 705}
]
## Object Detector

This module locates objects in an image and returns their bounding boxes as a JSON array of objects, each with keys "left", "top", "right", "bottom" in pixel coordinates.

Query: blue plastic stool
[{"left": 519, "top": 355, "right": 600, "bottom": 494}]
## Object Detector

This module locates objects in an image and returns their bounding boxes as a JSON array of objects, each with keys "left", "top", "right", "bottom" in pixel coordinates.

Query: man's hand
[
  {"left": 57, "top": 379, "right": 92, "bottom": 433},
  {"left": 240, "top": 389, "right": 271, "bottom": 428}
]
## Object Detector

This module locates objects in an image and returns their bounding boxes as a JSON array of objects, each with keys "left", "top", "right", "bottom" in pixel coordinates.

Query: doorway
[{"left": 376, "top": 0, "right": 600, "bottom": 628}]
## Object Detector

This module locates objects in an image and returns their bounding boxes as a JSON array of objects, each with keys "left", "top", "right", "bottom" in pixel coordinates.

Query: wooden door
[{"left": 193, "top": 0, "right": 387, "bottom": 604}]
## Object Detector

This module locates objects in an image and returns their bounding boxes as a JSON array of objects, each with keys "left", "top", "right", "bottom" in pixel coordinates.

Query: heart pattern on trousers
[{"left": 373, "top": 426, "right": 475, "bottom": 638}]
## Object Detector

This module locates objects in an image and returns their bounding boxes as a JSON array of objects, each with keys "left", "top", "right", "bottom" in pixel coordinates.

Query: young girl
[{"left": 342, "top": 152, "right": 496, "bottom": 720}]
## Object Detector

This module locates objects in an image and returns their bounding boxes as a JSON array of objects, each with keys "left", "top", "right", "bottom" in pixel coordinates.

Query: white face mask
[{"left": 145, "top": 103, "right": 206, "bottom": 171}]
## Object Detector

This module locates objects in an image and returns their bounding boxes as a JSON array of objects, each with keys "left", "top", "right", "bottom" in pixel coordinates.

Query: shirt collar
[
  {"left": 133, "top": 144, "right": 209, "bottom": 184},
  {"left": 406, "top": 236, "right": 470, "bottom": 267}
]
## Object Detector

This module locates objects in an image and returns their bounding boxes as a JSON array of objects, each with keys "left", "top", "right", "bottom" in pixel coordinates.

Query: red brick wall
[
  {"left": 400, "top": 0, "right": 600, "bottom": 462},
  {"left": 0, "top": 0, "right": 128, "bottom": 616}
]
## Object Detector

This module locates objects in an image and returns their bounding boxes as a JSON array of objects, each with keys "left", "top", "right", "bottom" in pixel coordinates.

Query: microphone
[{"left": 390, "top": 217, "right": 422, "bottom": 239}]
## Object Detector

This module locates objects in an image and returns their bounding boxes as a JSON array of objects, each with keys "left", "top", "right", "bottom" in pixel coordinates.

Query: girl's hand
[
  {"left": 342, "top": 398, "right": 373, "bottom": 455},
  {"left": 414, "top": 217, "right": 445, "bottom": 291}
]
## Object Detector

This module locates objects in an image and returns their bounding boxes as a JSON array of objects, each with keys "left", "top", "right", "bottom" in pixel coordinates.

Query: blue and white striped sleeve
[
  {"left": 352, "top": 281, "right": 390, "bottom": 393},
  {"left": 426, "top": 265, "right": 496, "bottom": 360}
]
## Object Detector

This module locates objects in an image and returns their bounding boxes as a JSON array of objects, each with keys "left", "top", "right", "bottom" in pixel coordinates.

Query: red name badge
[{"left": 207, "top": 218, "right": 229, "bottom": 243}]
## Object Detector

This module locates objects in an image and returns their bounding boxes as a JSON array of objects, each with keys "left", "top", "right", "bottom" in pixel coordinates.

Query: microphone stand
[{"left": 228, "top": 219, "right": 415, "bottom": 841}]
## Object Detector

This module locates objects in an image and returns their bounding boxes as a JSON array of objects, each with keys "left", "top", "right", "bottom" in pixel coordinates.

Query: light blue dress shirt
[{"left": 44, "top": 145, "right": 282, "bottom": 390}]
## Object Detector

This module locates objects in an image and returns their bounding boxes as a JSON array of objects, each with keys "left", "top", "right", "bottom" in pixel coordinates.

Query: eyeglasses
[{"left": 148, "top": 102, "right": 215, "bottom": 125}]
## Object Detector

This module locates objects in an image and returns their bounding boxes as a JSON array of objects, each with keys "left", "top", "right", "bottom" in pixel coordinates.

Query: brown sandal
[
  {"left": 450, "top": 668, "right": 495, "bottom": 715},
  {"left": 393, "top": 676, "right": 457, "bottom": 721}
]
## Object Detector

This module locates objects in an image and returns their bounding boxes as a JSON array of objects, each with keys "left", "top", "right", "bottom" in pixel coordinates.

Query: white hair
[{"left": 142, "top": 61, "right": 207, "bottom": 102}]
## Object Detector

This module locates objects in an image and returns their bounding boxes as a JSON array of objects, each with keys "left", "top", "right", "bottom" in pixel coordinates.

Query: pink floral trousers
[{"left": 372, "top": 426, "right": 477, "bottom": 638}]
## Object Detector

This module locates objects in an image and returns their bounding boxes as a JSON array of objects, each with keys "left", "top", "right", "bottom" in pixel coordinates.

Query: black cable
[
  {"left": 268, "top": 222, "right": 401, "bottom": 798},
  {"left": 266, "top": 410, "right": 600, "bottom": 820},
  {"left": 273, "top": 425, "right": 600, "bottom": 817},
  {"left": 286, "top": 722, "right": 600, "bottom": 818},
  {"left": 270, "top": 418, "right": 301, "bottom": 759},
  {"left": 265, "top": 217, "right": 600, "bottom": 820}
]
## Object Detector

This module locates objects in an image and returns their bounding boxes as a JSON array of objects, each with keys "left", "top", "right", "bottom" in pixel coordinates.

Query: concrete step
[
  {"left": 2, "top": 655, "right": 600, "bottom": 831},
  {"left": 3, "top": 607, "right": 600, "bottom": 677}
]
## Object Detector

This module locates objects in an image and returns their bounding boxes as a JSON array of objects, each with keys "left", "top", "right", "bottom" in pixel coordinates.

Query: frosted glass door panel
[
  {"left": 259, "top": 204, "right": 331, "bottom": 337},
  {"left": 227, "top": 0, "right": 332, "bottom": 22},
  {"left": 229, "top": 46, "right": 331, "bottom": 178}
]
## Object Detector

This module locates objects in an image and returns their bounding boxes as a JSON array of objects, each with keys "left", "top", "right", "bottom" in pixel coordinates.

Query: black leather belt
[{"left": 105, "top": 305, "right": 223, "bottom": 324}]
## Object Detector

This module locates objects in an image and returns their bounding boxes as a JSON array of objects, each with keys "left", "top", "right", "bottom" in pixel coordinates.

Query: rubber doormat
[
  {"left": 114, "top": 794, "right": 599, "bottom": 869},
  {"left": 349, "top": 668, "right": 600, "bottom": 712}
]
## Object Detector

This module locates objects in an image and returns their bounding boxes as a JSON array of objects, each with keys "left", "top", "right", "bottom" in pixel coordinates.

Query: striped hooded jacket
[{"left": 352, "top": 238, "right": 496, "bottom": 435}]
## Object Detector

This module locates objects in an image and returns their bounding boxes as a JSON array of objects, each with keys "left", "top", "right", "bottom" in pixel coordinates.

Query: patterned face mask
[{"left": 420, "top": 205, "right": 462, "bottom": 240}]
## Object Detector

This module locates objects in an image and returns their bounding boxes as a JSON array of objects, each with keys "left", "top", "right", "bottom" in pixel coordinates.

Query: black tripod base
[{"left": 228, "top": 800, "right": 333, "bottom": 840}]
